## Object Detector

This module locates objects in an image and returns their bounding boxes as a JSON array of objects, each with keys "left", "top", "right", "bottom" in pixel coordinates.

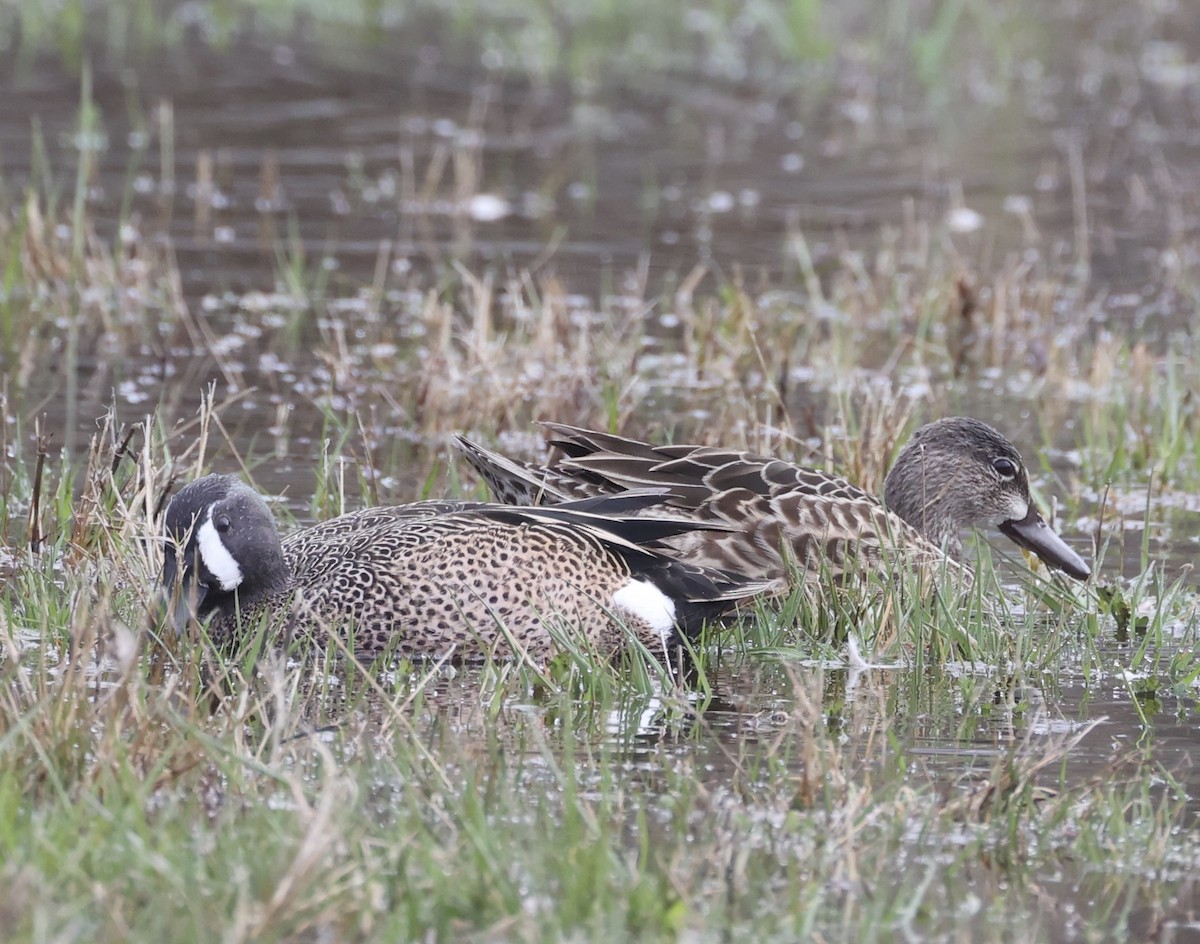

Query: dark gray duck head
[
  {"left": 882, "top": 417, "right": 1091, "bottom": 580},
  {"left": 159, "top": 473, "right": 292, "bottom": 632}
]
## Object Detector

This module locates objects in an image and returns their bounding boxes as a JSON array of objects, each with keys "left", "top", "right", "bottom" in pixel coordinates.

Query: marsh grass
[
  {"left": 0, "top": 6, "right": 1198, "bottom": 937},
  {"left": 0, "top": 385, "right": 1193, "bottom": 940},
  {"left": 0, "top": 363, "right": 1190, "bottom": 936},
  {"left": 0, "top": 216, "right": 1189, "bottom": 941},
  {"left": 3, "top": 593, "right": 1191, "bottom": 943}
]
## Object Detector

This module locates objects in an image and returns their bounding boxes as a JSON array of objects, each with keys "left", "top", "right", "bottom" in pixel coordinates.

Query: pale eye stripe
[
  {"left": 197, "top": 507, "right": 243, "bottom": 591},
  {"left": 995, "top": 497, "right": 1029, "bottom": 527}
]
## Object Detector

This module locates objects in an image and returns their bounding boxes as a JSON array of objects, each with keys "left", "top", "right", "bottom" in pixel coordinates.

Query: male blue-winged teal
[
  {"left": 454, "top": 417, "right": 1093, "bottom": 585},
  {"left": 159, "top": 474, "right": 767, "bottom": 662}
]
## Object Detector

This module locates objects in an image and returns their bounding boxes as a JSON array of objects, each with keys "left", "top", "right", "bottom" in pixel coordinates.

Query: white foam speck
[
  {"left": 612, "top": 580, "right": 677, "bottom": 639},
  {"left": 946, "top": 206, "right": 984, "bottom": 233},
  {"left": 197, "top": 507, "right": 243, "bottom": 591},
  {"left": 465, "top": 194, "right": 511, "bottom": 221}
]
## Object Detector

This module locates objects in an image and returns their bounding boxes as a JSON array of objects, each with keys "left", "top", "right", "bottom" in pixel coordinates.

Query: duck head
[
  {"left": 883, "top": 417, "right": 1091, "bottom": 580},
  {"left": 159, "top": 474, "right": 290, "bottom": 632}
]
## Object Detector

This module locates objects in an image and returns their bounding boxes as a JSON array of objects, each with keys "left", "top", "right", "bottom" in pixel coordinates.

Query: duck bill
[
  {"left": 998, "top": 506, "right": 1091, "bottom": 580},
  {"left": 158, "top": 553, "right": 208, "bottom": 635}
]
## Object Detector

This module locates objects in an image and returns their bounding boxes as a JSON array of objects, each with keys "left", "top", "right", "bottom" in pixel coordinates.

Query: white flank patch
[
  {"left": 612, "top": 580, "right": 677, "bottom": 640},
  {"left": 197, "top": 508, "right": 243, "bottom": 591}
]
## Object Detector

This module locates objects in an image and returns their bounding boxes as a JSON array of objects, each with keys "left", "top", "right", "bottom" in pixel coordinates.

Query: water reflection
[{"left": 3, "top": 6, "right": 1195, "bottom": 307}]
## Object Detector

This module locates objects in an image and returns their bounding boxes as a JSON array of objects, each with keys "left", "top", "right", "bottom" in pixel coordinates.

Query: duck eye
[
  {"left": 992, "top": 457, "right": 1018, "bottom": 479},
  {"left": 214, "top": 515, "right": 232, "bottom": 534}
]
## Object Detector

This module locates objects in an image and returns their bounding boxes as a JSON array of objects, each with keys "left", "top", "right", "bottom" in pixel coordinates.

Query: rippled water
[{"left": 4, "top": 11, "right": 1196, "bottom": 311}]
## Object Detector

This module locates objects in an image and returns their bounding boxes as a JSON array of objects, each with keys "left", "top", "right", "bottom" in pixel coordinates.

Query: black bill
[
  {"left": 158, "top": 549, "right": 208, "bottom": 634},
  {"left": 998, "top": 505, "right": 1091, "bottom": 580}
]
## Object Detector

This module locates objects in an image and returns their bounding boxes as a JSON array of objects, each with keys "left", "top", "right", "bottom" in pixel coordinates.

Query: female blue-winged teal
[
  {"left": 454, "top": 417, "right": 1092, "bottom": 585},
  {"left": 159, "top": 474, "right": 767, "bottom": 662}
]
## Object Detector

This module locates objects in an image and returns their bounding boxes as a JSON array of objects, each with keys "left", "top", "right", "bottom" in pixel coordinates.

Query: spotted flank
[
  {"left": 159, "top": 474, "right": 768, "bottom": 662},
  {"left": 455, "top": 416, "right": 1092, "bottom": 585}
]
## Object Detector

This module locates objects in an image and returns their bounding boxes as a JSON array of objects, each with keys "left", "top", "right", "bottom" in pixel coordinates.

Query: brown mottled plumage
[
  {"left": 159, "top": 475, "right": 768, "bottom": 662},
  {"left": 454, "top": 417, "right": 1092, "bottom": 585}
]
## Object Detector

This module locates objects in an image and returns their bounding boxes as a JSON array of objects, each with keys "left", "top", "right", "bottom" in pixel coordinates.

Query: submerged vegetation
[{"left": 0, "top": 0, "right": 1199, "bottom": 940}]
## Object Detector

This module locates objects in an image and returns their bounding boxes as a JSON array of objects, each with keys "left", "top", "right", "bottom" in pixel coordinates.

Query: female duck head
[{"left": 883, "top": 417, "right": 1090, "bottom": 579}]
